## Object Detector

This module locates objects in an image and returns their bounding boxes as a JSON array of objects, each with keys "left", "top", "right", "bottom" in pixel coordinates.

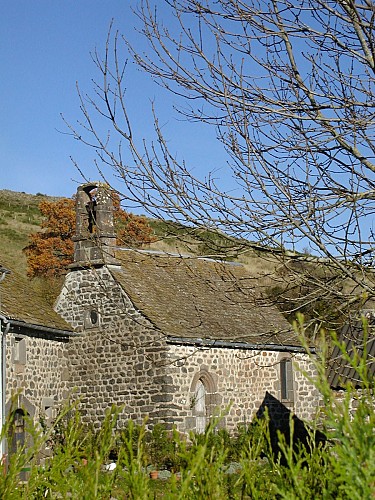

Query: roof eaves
[
  {"left": 6, "top": 319, "right": 79, "bottom": 339},
  {"left": 166, "top": 336, "right": 315, "bottom": 353}
]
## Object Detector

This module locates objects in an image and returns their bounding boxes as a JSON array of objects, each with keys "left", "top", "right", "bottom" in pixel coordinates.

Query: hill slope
[{"left": 0, "top": 190, "right": 58, "bottom": 273}]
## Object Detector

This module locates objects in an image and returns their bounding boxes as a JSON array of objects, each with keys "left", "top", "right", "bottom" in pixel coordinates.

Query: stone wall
[
  {"left": 55, "top": 266, "right": 173, "bottom": 429},
  {"left": 162, "top": 345, "right": 320, "bottom": 433},
  {"left": 6, "top": 332, "right": 70, "bottom": 422},
  {"left": 54, "top": 265, "right": 321, "bottom": 433}
]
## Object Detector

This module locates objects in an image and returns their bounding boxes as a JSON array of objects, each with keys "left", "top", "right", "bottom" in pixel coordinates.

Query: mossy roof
[
  {"left": 111, "top": 250, "right": 300, "bottom": 346},
  {"left": 0, "top": 252, "right": 72, "bottom": 332}
]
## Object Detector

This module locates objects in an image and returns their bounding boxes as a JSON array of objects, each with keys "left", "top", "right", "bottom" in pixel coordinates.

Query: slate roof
[
  {"left": 0, "top": 252, "right": 72, "bottom": 333},
  {"left": 111, "top": 249, "right": 300, "bottom": 347},
  {"left": 327, "top": 310, "right": 375, "bottom": 389}
]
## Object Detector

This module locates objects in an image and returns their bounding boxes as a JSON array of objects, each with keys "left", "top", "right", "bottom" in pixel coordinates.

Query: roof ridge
[{"left": 115, "top": 247, "right": 243, "bottom": 266}]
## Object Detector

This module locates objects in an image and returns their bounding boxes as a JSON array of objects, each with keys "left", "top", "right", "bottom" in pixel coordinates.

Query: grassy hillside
[
  {"left": 0, "top": 188, "right": 281, "bottom": 310},
  {"left": 0, "top": 190, "right": 56, "bottom": 273},
  {"left": 0, "top": 189, "right": 260, "bottom": 264},
  {"left": 0, "top": 189, "right": 249, "bottom": 276}
]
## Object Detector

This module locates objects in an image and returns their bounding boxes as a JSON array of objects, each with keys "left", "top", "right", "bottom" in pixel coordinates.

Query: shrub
[{"left": 0, "top": 323, "right": 373, "bottom": 498}]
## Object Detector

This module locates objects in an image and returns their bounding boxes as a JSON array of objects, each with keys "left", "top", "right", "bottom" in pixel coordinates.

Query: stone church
[{"left": 1, "top": 183, "right": 320, "bottom": 441}]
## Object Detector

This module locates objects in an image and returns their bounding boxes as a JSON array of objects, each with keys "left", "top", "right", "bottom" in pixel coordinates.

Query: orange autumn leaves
[
  {"left": 24, "top": 199, "right": 76, "bottom": 278},
  {"left": 24, "top": 196, "right": 155, "bottom": 278},
  {"left": 111, "top": 193, "right": 156, "bottom": 248}
]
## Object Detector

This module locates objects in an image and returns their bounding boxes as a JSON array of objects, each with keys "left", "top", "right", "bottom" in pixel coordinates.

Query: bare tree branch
[{"left": 67, "top": 0, "right": 375, "bottom": 327}]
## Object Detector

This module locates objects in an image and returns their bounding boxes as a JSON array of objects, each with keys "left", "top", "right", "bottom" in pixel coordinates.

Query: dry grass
[{"left": 0, "top": 190, "right": 50, "bottom": 274}]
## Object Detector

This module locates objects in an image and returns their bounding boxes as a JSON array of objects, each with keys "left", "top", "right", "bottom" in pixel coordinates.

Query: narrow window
[
  {"left": 195, "top": 379, "right": 207, "bottom": 433},
  {"left": 85, "top": 189, "right": 97, "bottom": 233},
  {"left": 42, "top": 398, "right": 54, "bottom": 421},
  {"left": 280, "top": 358, "right": 294, "bottom": 402},
  {"left": 10, "top": 409, "right": 26, "bottom": 454},
  {"left": 10, "top": 409, "right": 29, "bottom": 481},
  {"left": 189, "top": 370, "right": 220, "bottom": 433},
  {"left": 13, "top": 337, "right": 26, "bottom": 365}
]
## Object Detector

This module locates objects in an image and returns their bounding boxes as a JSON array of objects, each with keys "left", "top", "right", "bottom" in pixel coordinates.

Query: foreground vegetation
[{"left": 1, "top": 331, "right": 374, "bottom": 499}]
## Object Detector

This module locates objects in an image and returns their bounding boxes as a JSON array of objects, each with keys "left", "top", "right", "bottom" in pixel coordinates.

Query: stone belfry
[{"left": 72, "top": 182, "right": 120, "bottom": 267}]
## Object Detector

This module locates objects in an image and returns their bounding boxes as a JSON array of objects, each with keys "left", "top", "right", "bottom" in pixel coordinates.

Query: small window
[
  {"left": 84, "top": 309, "right": 100, "bottom": 329},
  {"left": 13, "top": 337, "right": 26, "bottom": 365},
  {"left": 90, "top": 310, "right": 98, "bottom": 325},
  {"left": 280, "top": 358, "right": 294, "bottom": 402},
  {"left": 42, "top": 398, "right": 55, "bottom": 421},
  {"left": 10, "top": 409, "right": 29, "bottom": 481}
]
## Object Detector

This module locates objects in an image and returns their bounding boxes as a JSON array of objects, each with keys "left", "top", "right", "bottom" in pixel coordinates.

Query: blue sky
[{"left": 1, "top": 1, "right": 222, "bottom": 198}]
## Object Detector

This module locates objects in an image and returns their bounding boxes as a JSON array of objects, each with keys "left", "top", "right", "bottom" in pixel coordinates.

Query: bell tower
[{"left": 72, "top": 182, "right": 120, "bottom": 268}]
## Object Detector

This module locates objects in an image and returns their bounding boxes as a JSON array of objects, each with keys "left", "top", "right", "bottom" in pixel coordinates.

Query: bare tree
[{"left": 65, "top": 0, "right": 375, "bottom": 328}]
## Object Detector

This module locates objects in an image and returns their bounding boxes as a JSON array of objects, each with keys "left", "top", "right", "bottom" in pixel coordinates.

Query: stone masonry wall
[
  {"left": 55, "top": 267, "right": 174, "bottom": 429},
  {"left": 162, "top": 345, "right": 321, "bottom": 433},
  {"left": 6, "top": 332, "right": 70, "bottom": 422}
]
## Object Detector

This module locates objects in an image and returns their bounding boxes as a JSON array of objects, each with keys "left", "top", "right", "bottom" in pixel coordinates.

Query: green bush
[{"left": 0, "top": 323, "right": 373, "bottom": 498}]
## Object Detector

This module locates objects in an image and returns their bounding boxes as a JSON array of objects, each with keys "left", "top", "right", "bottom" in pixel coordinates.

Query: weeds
[{"left": 0, "top": 326, "right": 374, "bottom": 499}]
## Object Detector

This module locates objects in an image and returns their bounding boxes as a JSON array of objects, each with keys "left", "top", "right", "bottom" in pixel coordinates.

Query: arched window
[
  {"left": 190, "top": 369, "right": 220, "bottom": 433},
  {"left": 195, "top": 379, "right": 207, "bottom": 433},
  {"left": 280, "top": 358, "right": 294, "bottom": 402},
  {"left": 10, "top": 409, "right": 26, "bottom": 454}
]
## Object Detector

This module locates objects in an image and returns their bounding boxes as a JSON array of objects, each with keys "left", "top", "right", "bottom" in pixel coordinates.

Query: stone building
[
  {"left": 0, "top": 182, "right": 321, "bottom": 440},
  {"left": 0, "top": 257, "right": 73, "bottom": 459}
]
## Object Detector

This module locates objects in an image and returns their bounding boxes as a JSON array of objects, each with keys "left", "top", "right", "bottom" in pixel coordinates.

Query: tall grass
[{"left": 0, "top": 326, "right": 374, "bottom": 499}]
